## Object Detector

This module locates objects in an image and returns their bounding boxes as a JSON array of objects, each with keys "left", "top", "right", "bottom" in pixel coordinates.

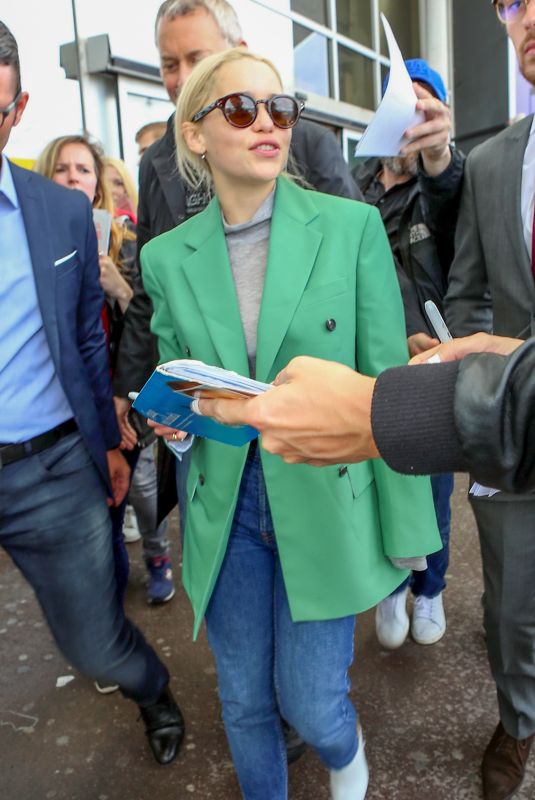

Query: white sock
[{"left": 330, "top": 734, "right": 369, "bottom": 800}]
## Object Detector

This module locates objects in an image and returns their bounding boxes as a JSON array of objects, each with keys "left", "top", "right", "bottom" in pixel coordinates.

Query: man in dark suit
[
  {"left": 0, "top": 21, "right": 183, "bottom": 766},
  {"left": 444, "top": 2, "right": 535, "bottom": 798}
]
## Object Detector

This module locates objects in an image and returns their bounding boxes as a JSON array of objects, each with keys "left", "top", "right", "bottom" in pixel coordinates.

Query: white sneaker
[
  {"left": 375, "top": 587, "right": 409, "bottom": 649},
  {"left": 123, "top": 505, "right": 141, "bottom": 543},
  {"left": 330, "top": 726, "right": 368, "bottom": 800},
  {"left": 411, "top": 592, "right": 446, "bottom": 645}
]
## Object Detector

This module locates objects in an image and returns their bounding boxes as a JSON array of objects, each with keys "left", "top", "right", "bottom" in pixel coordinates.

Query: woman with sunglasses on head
[{"left": 144, "top": 48, "right": 440, "bottom": 800}]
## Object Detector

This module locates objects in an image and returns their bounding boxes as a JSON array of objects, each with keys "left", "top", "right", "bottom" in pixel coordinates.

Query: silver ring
[{"left": 191, "top": 398, "right": 203, "bottom": 416}]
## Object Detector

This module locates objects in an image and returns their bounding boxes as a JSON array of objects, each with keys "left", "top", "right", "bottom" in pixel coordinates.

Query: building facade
[{"left": 4, "top": 1, "right": 464, "bottom": 177}]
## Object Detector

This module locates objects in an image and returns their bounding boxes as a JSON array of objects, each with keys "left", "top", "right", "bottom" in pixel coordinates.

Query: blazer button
[
  {"left": 325, "top": 319, "right": 336, "bottom": 331},
  {"left": 338, "top": 466, "right": 347, "bottom": 477},
  {"left": 185, "top": 346, "right": 191, "bottom": 357},
  {"left": 198, "top": 474, "right": 205, "bottom": 486}
]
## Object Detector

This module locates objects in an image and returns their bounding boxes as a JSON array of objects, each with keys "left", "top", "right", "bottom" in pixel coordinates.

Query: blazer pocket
[
  {"left": 344, "top": 462, "right": 374, "bottom": 500},
  {"left": 54, "top": 250, "right": 78, "bottom": 267},
  {"left": 300, "top": 276, "right": 349, "bottom": 309},
  {"left": 54, "top": 251, "right": 79, "bottom": 279}
]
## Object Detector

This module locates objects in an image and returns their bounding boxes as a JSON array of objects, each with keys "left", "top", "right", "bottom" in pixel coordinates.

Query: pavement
[{"left": 1, "top": 477, "right": 535, "bottom": 800}]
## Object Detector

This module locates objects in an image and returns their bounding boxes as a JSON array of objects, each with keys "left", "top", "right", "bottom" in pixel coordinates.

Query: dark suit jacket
[
  {"left": 10, "top": 162, "right": 120, "bottom": 491},
  {"left": 445, "top": 115, "right": 535, "bottom": 339}
]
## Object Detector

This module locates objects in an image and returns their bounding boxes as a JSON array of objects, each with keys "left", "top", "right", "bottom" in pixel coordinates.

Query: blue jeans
[
  {"left": 394, "top": 472, "right": 454, "bottom": 599},
  {"left": 205, "top": 446, "right": 358, "bottom": 800},
  {"left": 0, "top": 432, "right": 169, "bottom": 704}
]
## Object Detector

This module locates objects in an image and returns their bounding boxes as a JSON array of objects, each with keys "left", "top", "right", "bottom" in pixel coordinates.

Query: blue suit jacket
[{"left": 10, "top": 162, "right": 120, "bottom": 491}]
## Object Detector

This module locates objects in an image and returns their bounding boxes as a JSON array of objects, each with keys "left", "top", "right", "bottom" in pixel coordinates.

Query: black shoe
[
  {"left": 282, "top": 718, "right": 307, "bottom": 764},
  {"left": 140, "top": 687, "right": 185, "bottom": 765}
]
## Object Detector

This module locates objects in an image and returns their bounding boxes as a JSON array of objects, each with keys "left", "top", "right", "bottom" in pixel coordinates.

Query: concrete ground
[{"left": 1, "top": 477, "right": 534, "bottom": 800}]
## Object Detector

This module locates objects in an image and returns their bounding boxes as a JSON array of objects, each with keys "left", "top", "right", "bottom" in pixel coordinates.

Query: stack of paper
[{"left": 132, "top": 360, "right": 271, "bottom": 446}]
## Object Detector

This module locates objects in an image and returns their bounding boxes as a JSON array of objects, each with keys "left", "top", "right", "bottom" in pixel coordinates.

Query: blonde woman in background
[
  {"left": 103, "top": 156, "right": 138, "bottom": 223},
  {"left": 35, "top": 136, "right": 135, "bottom": 317}
]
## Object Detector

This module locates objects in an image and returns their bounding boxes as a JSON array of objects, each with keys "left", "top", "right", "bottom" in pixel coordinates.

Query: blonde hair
[
  {"left": 103, "top": 156, "right": 138, "bottom": 211},
  {"left": 175, "top": 48, "right": 284, "bottom": 192},
  {"left": 35, "top": 135, "right": 134, "bottom": 267}
]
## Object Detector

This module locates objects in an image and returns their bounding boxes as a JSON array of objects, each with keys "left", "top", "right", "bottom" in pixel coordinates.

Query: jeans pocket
[{"left": 35, "top": 433, "right": 90, "bottom": 479}]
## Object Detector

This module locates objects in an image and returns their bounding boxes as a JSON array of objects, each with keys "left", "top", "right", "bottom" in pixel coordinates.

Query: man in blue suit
[{"left": 0, "top": 21, "right": 184, "bottom": 765}]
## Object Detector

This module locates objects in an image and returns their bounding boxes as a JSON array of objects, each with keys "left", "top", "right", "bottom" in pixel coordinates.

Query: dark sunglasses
[
  {"left": 0, "top": 90, "right": 21, "bottom": 129},
  {"left": 191, "top": 92, "right": 304, "bottom": 129}
]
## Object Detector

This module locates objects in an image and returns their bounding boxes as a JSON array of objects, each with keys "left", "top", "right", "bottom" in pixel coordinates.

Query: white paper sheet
[
  {"left": 355, "top": 14, "right": 425, "bottom": 157},
  {"left": 469, "top": 483, "right": 500, "bottom": 498}
]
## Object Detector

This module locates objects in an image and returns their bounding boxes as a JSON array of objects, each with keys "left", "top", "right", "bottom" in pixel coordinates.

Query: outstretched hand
[
  {"left": 198, "top": 356, "right": 380, "bottom": 466},
  {"left": 410, "top": 332, "right": 524, "bottom": 365}
]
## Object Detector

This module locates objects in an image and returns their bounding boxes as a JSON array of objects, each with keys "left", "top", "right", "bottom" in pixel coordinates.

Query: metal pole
[{"left": 70, "top": 0, "right": 87, "bottom": 133}]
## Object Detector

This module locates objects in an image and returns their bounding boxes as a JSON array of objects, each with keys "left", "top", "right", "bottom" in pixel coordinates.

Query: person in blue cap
[{"left": 352, "top": 57, "right": 465, "bottom": 651}]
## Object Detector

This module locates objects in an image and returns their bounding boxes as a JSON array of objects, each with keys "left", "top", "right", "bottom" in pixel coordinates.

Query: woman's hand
[
  {"left": 146, "top": 418, "right": 188, "bottom": 444},
  {"left": 99, "top": 254, "right": 133, "bottom": 313}
]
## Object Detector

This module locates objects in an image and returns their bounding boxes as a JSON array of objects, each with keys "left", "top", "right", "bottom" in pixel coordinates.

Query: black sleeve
[
  {"left": 112, "top": 155, "right": 160, "bottom": 397},
  {"left": 371, "top": 339, "right": 535, "bottom": 494},
  {"left": 454, "top": 342, "right": 535, "bottom": 493},
  {"left": 371, "top": 361, "right": 465, "bottom": 475},
  {"left": 395, "top": 255, "right": 428, "bottom": 337},
  {"left": 290, "top": 120, "right": 363, "bottom": 200},
  {"left": 417, "top": 146, "right": 465, "bottom": 277}
]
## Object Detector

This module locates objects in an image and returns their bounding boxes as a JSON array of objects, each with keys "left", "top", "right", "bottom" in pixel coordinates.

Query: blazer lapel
[
  {"left": 11, "top": 164, "right": 61, "bottom": 365},
  {"left": 503, "top": 116, "right": 534, "bottom": 294},
  {"left": 182, "top": 199, "right": 250, "bottom": 376},
  {"left": 256, "top": 179, "right": 322, "bottom": 383}
]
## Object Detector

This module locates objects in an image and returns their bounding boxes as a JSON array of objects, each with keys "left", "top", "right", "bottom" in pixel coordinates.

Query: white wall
[
  {"left": 3, "top": 0, "right": 296, "bottom": 163},
  {"left": 3, "top": 0, "right": 450, "bottom": 164},
  {"left": 3, "top": 0, "right": 82, "bottom": 161}
]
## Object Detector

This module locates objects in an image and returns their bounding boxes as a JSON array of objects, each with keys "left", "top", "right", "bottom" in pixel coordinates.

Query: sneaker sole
[
  {"left": 147, "top": 588, "right": 176, "bottom": 605},
  {"left": 95, "top": 681, "right": 120, "bottom": 694},
  {"left": 376, "top": 620, "right": 410, "bottom": 649},
  {"left": 123, "top": 531, "right": 142, "bottom": 543},
  {"left": 411, "top": 626, "right": 446, "bottom": 645}
]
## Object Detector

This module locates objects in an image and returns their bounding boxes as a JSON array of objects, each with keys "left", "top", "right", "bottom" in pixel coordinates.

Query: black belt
[{"left": 0, "top": 418, "right": 78, "bottom": 469}]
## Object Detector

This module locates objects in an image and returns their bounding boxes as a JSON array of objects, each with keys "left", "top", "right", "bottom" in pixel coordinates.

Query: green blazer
[{"left": 142, "top": 177, "right": 440, "bottom": 638}]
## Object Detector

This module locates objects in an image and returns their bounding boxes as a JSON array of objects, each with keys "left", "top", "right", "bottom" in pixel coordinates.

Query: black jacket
[
  {"left": 372, "top": 338, "right": 535, "bottom": 494},
  {"left": 353, "top": 148, "right": 465, "bottom": 336}
]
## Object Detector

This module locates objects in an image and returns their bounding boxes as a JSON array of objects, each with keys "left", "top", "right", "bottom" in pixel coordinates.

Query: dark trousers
[
  {"left": 472, "top": 492, "right": 535, "bottom": 739},
  {"left": 0, "top": 432, "right": 168, "bottom": 703}
]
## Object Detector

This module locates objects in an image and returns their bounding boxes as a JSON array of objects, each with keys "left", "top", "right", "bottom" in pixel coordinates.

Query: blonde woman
[
  {"left": 145, "top": 48, "right": 440, "bottom": 799},
  {"left": 35, "top": 136, "right": 135, "bottom": 318},
  {"left": 103, "top": 156, "right": 138, "bottom": 222}
]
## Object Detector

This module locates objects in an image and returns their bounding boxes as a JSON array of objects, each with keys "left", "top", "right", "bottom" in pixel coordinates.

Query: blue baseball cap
[{"left": 382, "top": 58, "right": 448, "bottom": 103}]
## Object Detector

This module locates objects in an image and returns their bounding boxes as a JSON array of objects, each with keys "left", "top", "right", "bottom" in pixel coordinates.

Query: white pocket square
[{"left": 54, "top": 250, "right": 77, "bottom": 267}]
